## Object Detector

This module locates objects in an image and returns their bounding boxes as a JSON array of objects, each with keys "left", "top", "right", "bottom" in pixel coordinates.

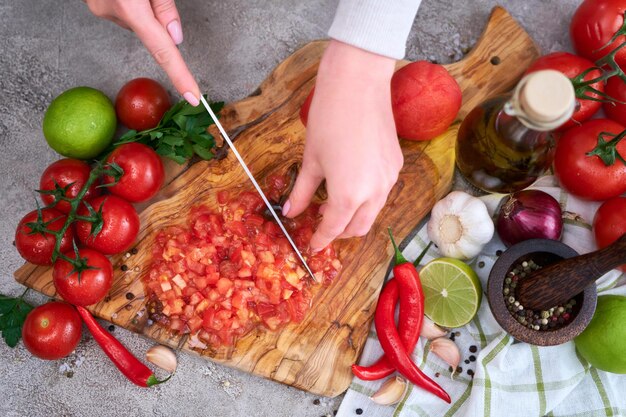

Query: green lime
[
  {"left": 419, "top": 257, "right": 482, "bottom": 328},
  {"left": 575, "top": 295, "right": 626, "bottom": 374},
  {"left": 43, "top": 86, "right": 116, "bottom": 159}
]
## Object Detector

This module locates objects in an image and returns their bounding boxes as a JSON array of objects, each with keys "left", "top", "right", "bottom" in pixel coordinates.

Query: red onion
[{"left": 496, "top": 190, "right": 563, "bottom": 247}]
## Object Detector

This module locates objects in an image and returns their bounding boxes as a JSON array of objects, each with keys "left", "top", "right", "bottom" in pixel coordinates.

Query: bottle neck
[{"left": 503, "top": 75, "right": 576, "bottom": 132}]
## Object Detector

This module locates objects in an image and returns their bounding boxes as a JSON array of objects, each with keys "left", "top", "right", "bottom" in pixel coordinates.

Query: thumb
[{"left": 283, "top": 162, "right": 323, "bottom": 218}]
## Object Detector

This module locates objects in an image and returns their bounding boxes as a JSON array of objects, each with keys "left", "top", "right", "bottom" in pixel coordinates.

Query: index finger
[
  {"left": 129, "top": 15, "right": 200, "bottom": 104},
  {"left": 310, "top": 202, "right": 354, "bottom": 252}
]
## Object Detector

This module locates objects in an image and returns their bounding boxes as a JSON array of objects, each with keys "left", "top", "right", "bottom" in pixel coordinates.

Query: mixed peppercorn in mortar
[{"left": 143, "top": 174, "right": 342, "bottom": 348}]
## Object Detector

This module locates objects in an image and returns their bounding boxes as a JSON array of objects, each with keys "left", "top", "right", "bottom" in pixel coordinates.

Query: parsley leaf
[
  {"left": 110, "top": 96, "right": 224, "bottom": 164},
  {"left": 0, "top": 293, "right": 33, "bottom": 348}
]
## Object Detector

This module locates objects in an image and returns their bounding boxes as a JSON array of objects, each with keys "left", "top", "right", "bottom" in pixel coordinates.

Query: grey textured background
[{"left": 0, "top": 1, "right": 580, "bottom": 416}]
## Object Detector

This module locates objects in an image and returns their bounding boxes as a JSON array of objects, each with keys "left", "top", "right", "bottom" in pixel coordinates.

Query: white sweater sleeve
[{"left": 328, "top": 0, "right": 422, "bottom": 59}]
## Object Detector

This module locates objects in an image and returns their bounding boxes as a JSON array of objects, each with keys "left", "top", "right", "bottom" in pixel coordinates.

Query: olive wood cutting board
[{"left": 15, "top": 7, "right": 539, "bottom": 397}]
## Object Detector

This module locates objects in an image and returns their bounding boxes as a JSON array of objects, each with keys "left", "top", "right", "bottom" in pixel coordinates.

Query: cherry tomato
[
  {"left": 593, "top": 197, "right": 626, "bottom": 273},
  {"left": 53, "top": 248, "right": 113, "bottom": 306},
  {"left": 75, "top": 195, "right": 140, "bottom": 255},
  {"left": 15, "top": 208, "right": 74, "bottom": 265},
  {"left": 299, "top": 86, "right": 315, "bottom": 126},
  {"left": 525, "top": 52, "right": 604, "bottom": 131},
  {"left": 554, "top": 119, "right": 626, "bottom": 200},
  {"left": 604, "top": 74, "right": 626, "bottom": 125},
  {"left": 103, "top": 143, "right": 165, "bottom": 202},
  {"left": 39, "top": 159, "right": 100, "bottom": 214},
  {"left": 571, "top": 0, "right": 626, "bottom": 67},
  {"left": 391, "top": 61, "right": 462, "bottom": 141},
  {"left": 115, "top": 78, "right": 171, "bottom": 131},
  {"left": 22, "top": 302, "right": 82, "bottom": 360}
]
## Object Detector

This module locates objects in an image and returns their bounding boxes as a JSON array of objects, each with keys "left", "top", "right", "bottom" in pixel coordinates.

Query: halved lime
[{"left": 419, "top": 258, "right": 482, "bottom": 328}]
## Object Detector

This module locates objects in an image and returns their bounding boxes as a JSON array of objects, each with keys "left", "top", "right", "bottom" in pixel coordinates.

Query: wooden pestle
[{"left": 517, "top": 233, "right": 626, "bottom": 310}]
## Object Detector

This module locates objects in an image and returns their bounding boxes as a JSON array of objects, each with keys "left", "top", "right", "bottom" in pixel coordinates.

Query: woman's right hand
[{"left": 85, "top": 0, "right": 200, "bottom": 106}]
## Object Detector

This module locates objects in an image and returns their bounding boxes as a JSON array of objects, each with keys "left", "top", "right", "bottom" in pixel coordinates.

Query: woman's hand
[
  {"left": 284, "top": 40, "right": 402, "bottom": 252},
  {"left": 85, "top": 0, "right": 200, "bottom": 105}
]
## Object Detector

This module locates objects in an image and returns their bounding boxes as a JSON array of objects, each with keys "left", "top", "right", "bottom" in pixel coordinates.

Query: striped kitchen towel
[{"left": 338, "top": 176, "right": 626, "bottom": 417}]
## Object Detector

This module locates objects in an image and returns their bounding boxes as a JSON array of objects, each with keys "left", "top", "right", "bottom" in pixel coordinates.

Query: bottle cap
[{"left": 506, "top": 70, "right": 576, "bottom": 131}]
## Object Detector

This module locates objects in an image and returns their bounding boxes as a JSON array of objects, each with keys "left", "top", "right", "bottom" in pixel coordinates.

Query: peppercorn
[
  {"left": 465, "top": 359, "right": 470, "bottom": 364},
  {"left": 356, "top": 408, "right": 363, "bottom": 415},
  {"left": 469, "top": 355, "right": 476, "bottom": 362},
  {"left": 467, "top": 369, "right": 474, "bottom": 376},
  {"left": 313, "top": 399, "right": 320, "bottom": 406},
  {"left": 469, "top": 345, "right": 477, "bottom": 353},
  {"left": 121, "top": 264, "right": 129, "bottom": 271},
  {"left": 130, "top": 247, "right": 139, "bottom": 255}
]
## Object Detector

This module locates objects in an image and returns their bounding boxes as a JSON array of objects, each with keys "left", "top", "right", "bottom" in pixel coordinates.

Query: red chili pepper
[
  {"left": 375, "top": 278, "right": 451, "bottom": 403},
  {"left": 352, "top": 231, "right": 426, "bottom": 380},
  {"left": 77, "top": 306, "right": 170, "bottom": 387}
]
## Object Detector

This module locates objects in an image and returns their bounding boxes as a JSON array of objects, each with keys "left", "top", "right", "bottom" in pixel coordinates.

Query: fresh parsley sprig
[
  {"left": 113, "top": 96, "right": 224, "bottom": 164},
  {"left": 0, "top": 290, "right": 33, "bottom": 348}
]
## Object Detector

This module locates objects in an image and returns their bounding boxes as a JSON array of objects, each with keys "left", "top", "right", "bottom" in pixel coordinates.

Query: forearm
[{"left": 328, "top": 0, "right": 422, "bottom": 59}]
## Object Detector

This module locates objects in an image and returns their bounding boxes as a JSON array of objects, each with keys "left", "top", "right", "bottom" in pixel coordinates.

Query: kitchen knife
[{"left": 199, "top": 95, "right": 318, "bottom": 283}]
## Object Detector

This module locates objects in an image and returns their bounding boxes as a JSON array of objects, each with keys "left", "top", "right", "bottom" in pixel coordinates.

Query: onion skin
[{"left": 496, "top": 190, "right": 563, "bottom": 247}]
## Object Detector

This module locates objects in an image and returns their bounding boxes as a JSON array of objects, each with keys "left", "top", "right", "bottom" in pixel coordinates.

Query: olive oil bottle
[{"left": 456, "top": 70, "right": 576, "bottom": 193}]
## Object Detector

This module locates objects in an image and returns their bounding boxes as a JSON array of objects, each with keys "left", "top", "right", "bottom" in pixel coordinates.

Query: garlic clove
[
  {"left": 146, "top": 345, "right": 178, "bottom": 373},
  {"left": 420, "top": 316, "right": 448, "bottom": 340},
  {"left": 430, "top": 337, "right": 461, "bottom": 377},
  {"left": 370, "top": 376, "right": 408, "bottom": 406}
]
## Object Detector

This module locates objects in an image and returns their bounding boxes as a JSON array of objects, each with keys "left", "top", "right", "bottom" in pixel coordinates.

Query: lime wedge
[{"left": 419, "top": 258, "right": 482, "bottom": 328}]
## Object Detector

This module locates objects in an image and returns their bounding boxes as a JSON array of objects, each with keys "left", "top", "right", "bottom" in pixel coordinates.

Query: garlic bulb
[
  {"left": 370, "top": 376, "right": 408, "bottom": 405},
  {"left": 146, "top": 345, "right": 178, "bottom": 373},
  {"left": 427, "top": 191, "right": 494, "bottom": 259}
]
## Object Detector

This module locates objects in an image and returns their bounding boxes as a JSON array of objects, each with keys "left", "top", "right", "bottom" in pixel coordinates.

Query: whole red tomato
[
  {"left": 554, "top": 119, "right": 626, "bottom": 200},
  {"left": 53, "top": 248, "right": 113, "bottom": 306},
  {"left": 391, "top": 61, "right": 462, "bottom": 141},
  {"left": 15, "top": 208, "right": 74, "bottom": 265},
  {"left": 299, "top": 86, "right": 315, "bottom": 126},
  {"left": 525, "top": 52, "right": 604, "bottom": 131},
  {"left": 75, "top": 195, "right": 140, "bottom": 255},
  {"left": 22, "top": 302, "right": 82, "bottom": 360},
  {"left": 115, "top": 78, "right": 171, "bottom": 131},
  {"left": 594, "top": 196, "right": 626, "bottom": 272},
  {"left": 39, "top": 159, "right": 100, "bottom": 213},
  {"left": 604, "top": 75, "right": 626, "bottom": 125},
  {"left": 570, "top": 0, "right": 626, "bottom": 67},
  {"left": 103, "top": 143, "right": 165, "bottom": 202}
]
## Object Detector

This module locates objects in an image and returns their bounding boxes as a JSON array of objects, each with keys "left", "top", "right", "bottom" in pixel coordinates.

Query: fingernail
[
  {"left": 282, "top": 200, "right": 291, "bottom": 216},
  {"left": 183, "top": 92, "right": 199, "bottom": 107},
  {"left": 167, "top": 20, "right": 183, "bottom": 45}
]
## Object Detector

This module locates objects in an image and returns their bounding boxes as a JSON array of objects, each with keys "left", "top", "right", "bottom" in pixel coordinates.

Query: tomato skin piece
[
  {"left": 53, "top": 248, "right": 113, "bottom": 306},
  {"left": 300, "top": 86, "right": 314, "bottom": 126},
  {"left": 525, "top": 52, "right": 603, "bottom": 131},
  {"left": 115, "top": 78, "right": 171, "bottom": 131},
  {"left": 593, "top": 197, "right": 626, "bottom": 272},
  {"left": 103, "top": 143, "right": 165, "bottom": 202},
  {"left": 554, "top": 119, "right": 626, "bottom": 201},
  {"left": 15, "top": 208, "right": 74, "bottom": 266},
  {"left": 76, "top": 195, "right": 140, "bottom": 255},
  {"left": 39, "top": 159, "right": 100, "bottom": 214},
  {"left": 22, "top": 302, "right": 82, "bottom": 360},
  {"left": 391, "top": 61, "right": 462, "bottom": 141},
  {"left": 570, "top": 0, "right": 626, "bottom": 68},
  {"left": 604, "top": 75, "right": 626, "bottom": 125}
]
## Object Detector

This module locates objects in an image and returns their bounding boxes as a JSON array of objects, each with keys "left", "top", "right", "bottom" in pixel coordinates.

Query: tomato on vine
[
  {"left": 39, "top": 159, "right": 100, "bottom": 214},
  {"left": 554, "top": 119, "right": 626, "bottom": 201},
  {"left": 15, "top": 208, "right": 74, "bottom": 265},
  {"left": 75, "top": 195, "right": 140, "bottom": 255},
  {"left": 53, "top": 247, "right": 113, "bottom": 306},
  {"left": 103, "top": 143, "right": 165, "bottom": 203}
]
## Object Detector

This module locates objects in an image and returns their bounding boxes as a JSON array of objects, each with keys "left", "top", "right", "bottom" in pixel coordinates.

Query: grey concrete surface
[{"left": 0, "top": 1, "right": 580, "bottom": 416}]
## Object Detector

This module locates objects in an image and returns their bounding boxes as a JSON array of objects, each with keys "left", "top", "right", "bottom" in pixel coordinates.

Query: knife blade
[{"left": 199, "top": 95, "right": 318, "bottom": 283}]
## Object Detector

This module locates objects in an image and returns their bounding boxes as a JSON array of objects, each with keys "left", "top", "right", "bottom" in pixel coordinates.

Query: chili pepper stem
[
  {"left": 413, "top": 241, "right": 433, "bottom": 267},
  {"left": 387, "top": 228, "right": 409, "bottom": 266},
  {"left": 146, "top": 373, "right": 173, "bottom": 387}
]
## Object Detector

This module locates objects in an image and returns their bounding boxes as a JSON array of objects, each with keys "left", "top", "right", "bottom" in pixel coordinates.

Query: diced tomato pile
[{"left": 144, "top": 175, "right": 342, "bottom": 347}]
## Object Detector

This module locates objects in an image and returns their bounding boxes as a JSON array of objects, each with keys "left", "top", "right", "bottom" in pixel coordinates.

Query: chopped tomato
[{"left": 144, "top": 174, "right": 342, "bottom": 347}]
